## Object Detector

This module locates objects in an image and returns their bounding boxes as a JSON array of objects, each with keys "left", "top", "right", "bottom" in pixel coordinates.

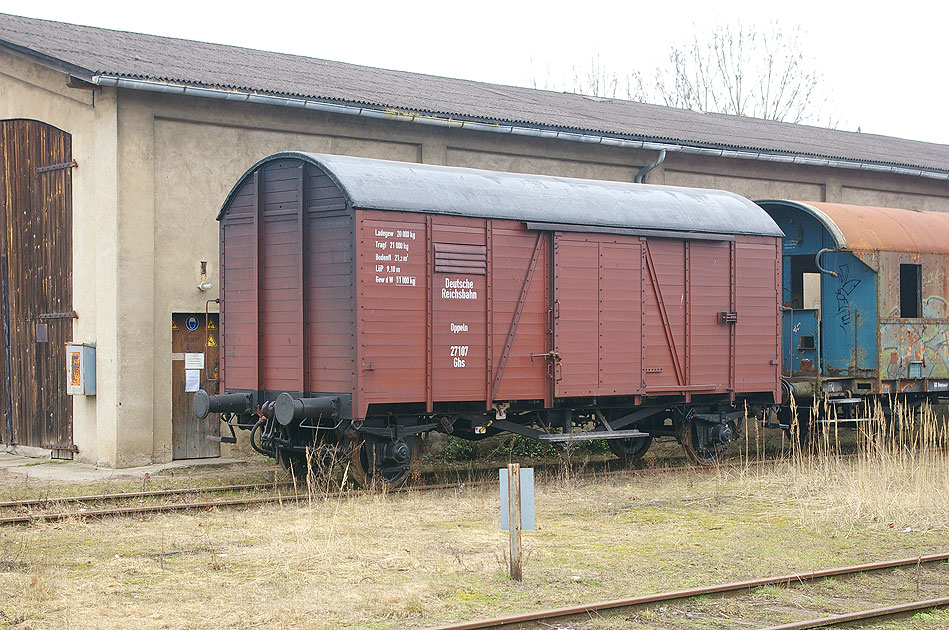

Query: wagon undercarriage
[{"left": 209, "top": 393, "right": 759, "bottom": 487}]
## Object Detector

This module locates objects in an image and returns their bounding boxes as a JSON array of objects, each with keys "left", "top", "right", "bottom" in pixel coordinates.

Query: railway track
[
  {"left": 759, "top": 597, "right": 949, "bottom": 629},
  {"left": 0, "top": 481, "right": 294, "bottom": 510},
  {"left": 428, "top": 554, "right": 949, "bottom": 630},
  {"left": 0, "top": 480, "right": 487, "bottom": 525},
  {"left": 0, "top": 459, "right": 808, "bottom": 526},
  {"left": 0, "top": 452, "right": 862, "bottom": 526}
]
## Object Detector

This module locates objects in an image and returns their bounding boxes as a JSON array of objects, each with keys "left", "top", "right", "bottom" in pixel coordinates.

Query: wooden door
[
  {"left": 552, "top": 233, "right": 644, "bottom": 398},
  {"left": 0, "top": 120, "right": 74, "bottom": 456},
  {"left": 171, "top": 313, "right": 221, "bottom": 459},
  {"left": 552, "top": 234, "right": 600, "bottom": 397}
]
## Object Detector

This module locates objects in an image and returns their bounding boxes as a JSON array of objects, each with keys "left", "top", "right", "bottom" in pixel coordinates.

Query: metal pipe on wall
[{"left": 635, "top": 149, "right": 667, "bottom": 183}]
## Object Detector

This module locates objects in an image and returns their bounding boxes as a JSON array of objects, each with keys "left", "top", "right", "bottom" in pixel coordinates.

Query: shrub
[{"left": 442, "top": 436, "right": 475, "bottom": 461}]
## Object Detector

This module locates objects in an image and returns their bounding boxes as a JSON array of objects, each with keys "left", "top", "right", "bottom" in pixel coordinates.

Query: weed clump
[{"left": 732, "top": 400, "right": 949, "bottom": 532}]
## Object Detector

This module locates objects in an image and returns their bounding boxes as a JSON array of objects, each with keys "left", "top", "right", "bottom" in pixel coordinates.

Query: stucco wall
[
  {"left": 3, "top": 50, "right": 949, "bottom": 466},
  {"left": 0, "top": 50, "right": 117, "bottom": 466}
]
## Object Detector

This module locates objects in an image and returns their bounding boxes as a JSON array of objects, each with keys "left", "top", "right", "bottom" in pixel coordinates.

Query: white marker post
[
  {"left": 500, "top": 464, "right": 534, "bottom": 581},
  {"left": 508, "top": 463, "right": 522, "bottom": 581}
]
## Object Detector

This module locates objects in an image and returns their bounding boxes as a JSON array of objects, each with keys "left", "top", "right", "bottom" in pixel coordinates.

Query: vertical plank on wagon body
[{"left": 431, "top": 215, "right": 487, "bottom": 403}]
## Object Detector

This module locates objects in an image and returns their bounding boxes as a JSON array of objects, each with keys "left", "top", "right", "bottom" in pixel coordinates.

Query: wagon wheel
[
  {"left": 350, "top": 436, "right": 420, "bottom": 489},
  {"left": 277, "top": 449, "right": 309, "bottom": 479},
  {"left": 278, "top": 445, "right": 339, "bottom": 480},
  {"left": 678, "top": 418, "right": 732, "bottom": 465},
  {"left": 608, "top": 435, "right": 653, "bottom": 464},
  {"left": 779, "top": 404, "right": 811, "bottom": 448}
]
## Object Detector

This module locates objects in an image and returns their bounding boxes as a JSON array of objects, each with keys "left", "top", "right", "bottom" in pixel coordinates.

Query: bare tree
[
  {"left": 649, "top": 21, "right": 829, "bottom": 124},
  {"left": 533, "top": 54, "right": 628, "bottom": 100},
  {"left": 536, "top": 21, "right": 834, "bottom": 126},
  {"left": 570, "top": 54, "right": 620, "bottom": 99}
]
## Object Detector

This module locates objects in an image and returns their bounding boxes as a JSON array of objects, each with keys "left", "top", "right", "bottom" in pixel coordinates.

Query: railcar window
[
  {"left": 802, "top": 273, "right": 821, "bottom": 311},
  {"left": 789, "top": 255, "right": 820, "bottom": 309},
  {"left": 900, "top": 263, "right": 921, "bottom": 318}
]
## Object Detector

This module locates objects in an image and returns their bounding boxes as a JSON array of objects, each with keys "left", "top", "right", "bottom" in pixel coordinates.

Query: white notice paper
[
  {"left": 184, "top": 353, "right": 205, "bottom": 370},
  {"left": 185, "top": 369, "right": 200, "bottom": 393}
]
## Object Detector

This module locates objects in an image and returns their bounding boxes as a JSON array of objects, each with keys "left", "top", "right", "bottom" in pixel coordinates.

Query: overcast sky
[{"left": 4, "top": 0, "right": 948, "bottom": 145}]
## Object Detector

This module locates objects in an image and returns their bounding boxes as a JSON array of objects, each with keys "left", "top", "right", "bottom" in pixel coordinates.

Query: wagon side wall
[
  {"left": 877, "top": 250, "right": 949, "bottom": 384},
  {"left": 734, "top": 234, "right": 782, "bottom": 403},
  {"left": 353, "top": 214, "right": 782, "bottom": 419},
  {"left": 219, "top": 160, "right": 356, "bottom": 400},
  {"left": 354, "top": 211, "right": 550, "bottom": 420},
  {"left": 555, "top": 232, "right": 780, "bottom": 403}
]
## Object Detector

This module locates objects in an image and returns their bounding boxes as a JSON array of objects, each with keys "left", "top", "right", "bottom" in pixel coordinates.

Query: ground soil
[{"left": 0, "top": 452, "right": 947, "bottom": 629}]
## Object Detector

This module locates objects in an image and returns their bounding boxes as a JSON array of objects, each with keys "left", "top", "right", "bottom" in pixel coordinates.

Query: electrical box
[{"left": 66, "top": 342, "right": 96, "bottom": 396}]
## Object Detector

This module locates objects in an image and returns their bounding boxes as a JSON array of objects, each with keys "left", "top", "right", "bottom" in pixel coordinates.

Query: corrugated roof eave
[{"left": 89, "top": 72, "right": 949, "bottom": 178}]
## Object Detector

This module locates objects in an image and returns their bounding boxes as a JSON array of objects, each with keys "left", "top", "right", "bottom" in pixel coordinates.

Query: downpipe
[{"left": 634, "top": 148, "right": 667, "bottom": 183}]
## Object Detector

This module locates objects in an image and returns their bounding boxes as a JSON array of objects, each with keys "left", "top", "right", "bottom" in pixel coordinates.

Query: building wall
[
  {"left": 3, "top": 49, "right": 949, "bottom": 465},
  {"left": 0, "top": 50, "right": 117, "bottom": 465}
]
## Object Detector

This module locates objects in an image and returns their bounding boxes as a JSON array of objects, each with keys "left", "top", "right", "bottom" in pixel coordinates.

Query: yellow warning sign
[
  {"left": 207, "top": 319, "right": 216, "bottom": 330},
  {"left": 172, "top": 320, "right": 178, "bottom": 330},
  {"left": 207, "top": 334, "right": 217, "bottom": 348},
  {"left": 69, "top": 352, "right": 81, "bottom": 387}
]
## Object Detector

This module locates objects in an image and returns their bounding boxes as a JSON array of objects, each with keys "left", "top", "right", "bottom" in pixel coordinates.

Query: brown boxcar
[{"left": 195, "top": 153, "right": 784, "bottom": 486}]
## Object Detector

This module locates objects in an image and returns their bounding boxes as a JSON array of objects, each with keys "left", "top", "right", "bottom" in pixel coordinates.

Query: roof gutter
[{"left": 93, "top": 75, "right": 949, "bottom": 181}]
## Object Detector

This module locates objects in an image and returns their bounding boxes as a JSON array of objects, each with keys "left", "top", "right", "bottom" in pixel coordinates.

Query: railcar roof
[
  {"left": 221, "top": 152, "right": 784, "bottom": 238},
  {"left": 758, "top": 200, "right": 949, "bottom": 254}
]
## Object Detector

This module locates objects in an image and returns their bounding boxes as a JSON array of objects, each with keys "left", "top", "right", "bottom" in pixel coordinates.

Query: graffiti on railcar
[
  {"left": 882, "top": 320, "right": 949, "bottom": 379},
  {"left": 833, "top": 263, "right": 861, "bottom": 331}
]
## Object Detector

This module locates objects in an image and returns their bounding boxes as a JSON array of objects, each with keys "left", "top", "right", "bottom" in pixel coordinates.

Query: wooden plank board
[
  {"left": 0, "top": 120, "right": 73, "bottom": 456},
  {"left": 171, "top": 313, "right": 220, "bottom": 459}
]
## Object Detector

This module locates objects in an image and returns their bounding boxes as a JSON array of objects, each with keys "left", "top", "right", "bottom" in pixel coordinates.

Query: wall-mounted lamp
[{"left": 198, "top": 260, "right": 213, "bottom": 292}]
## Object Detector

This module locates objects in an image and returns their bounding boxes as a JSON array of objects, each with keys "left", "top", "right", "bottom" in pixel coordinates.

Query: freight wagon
[
  {"left": 759, "top": 200, "right": 949, "bottom": 440},
  {"left": 195, "top": 153, "right": 784, "bottom": 486}
]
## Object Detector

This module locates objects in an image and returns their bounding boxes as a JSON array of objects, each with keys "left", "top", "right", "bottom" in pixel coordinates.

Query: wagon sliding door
[
  {"left": 552, "top": 233, "right": 733, "bottom": 399},
  {"left": 0, "top": 120, "right": 74, "bottom": 456},
  {"left": 641, "top": 239, "right": 732, "bottom": 394},
  {"left": 552, "top": 233, "right": 643, "bottom": 398}
]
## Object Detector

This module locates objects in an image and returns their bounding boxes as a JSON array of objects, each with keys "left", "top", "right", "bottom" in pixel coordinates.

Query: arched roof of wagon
[
  {"left": 220, "top": 152, "right": 784, "bottom": 238},
  {"left": 757, "top": 200, "right": 949, "bottom": 254}
]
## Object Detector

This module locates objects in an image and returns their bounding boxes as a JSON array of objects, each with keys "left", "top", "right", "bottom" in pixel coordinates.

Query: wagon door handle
[{"left": 530, "top": 351, "right": 562, "bottom": 381}]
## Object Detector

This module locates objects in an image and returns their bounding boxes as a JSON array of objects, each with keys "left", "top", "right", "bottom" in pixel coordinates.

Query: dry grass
[
  {"left": 1, "top": 406, "right": 948, "bottom": 629},
  {"left": 726, "top": 401, "right": 949, "bottom": 533}
]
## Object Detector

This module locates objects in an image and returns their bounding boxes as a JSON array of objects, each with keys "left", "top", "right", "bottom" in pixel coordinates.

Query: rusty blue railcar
[{"left": 757, "top": 200, "right": 949, "bottom": 418}]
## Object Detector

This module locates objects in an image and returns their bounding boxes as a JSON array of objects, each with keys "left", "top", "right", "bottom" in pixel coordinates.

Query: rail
[{"left": 426, "top": 554, "right": 949, "bottom": 630}]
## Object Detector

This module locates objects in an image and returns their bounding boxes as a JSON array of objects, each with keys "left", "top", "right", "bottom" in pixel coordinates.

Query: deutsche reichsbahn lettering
[{"left": 441, "top": 277, "right": 477, "bottom": 300}]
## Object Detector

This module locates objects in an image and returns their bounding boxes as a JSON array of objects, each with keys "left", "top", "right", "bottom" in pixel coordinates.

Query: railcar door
[
  {"left": 552, "top": 233, "right": 644, "bottom": 398},
  {"left": 552, "top": 234, "right": 733, "bottom": 399},
  {"left": 783, "top": 258, "right": 821, "bottom": 376},
  {"left": 640, "top": 239, "right": 732, "bottom": 395}
]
